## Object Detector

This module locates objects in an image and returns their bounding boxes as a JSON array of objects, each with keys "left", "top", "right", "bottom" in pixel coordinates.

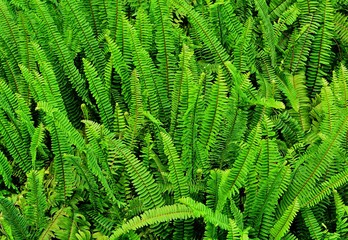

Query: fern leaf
[
  {"left": 172, "top": 0, "right": 232, "bottom": 86},
  {"left": 334, "top": 12, "right": 348, "bottom": 44},
  {"left": 0, "top": 150, "right": 12, "bottom": 188},
  {"left": 270, "top": 198, "right": 300, "bottom": 240},
  {"left": 39, "top": 207, "right": 67, "bottom": 240},
  {"left": 24, "top": 170, "right": 47, "bottom": 231},
  {"left": 0, "top": 197, "right": 29, "bottom": 239},
  {"left": 125, "top": 18, "right": 170, "bottom": 119},
  {"left": 216, "top": 124, "right": 261, "bottom": 211},
  {"left": 63, "top": 0, "right": 106, "bottom": 75},
  {"left": 254, "top": 0, "right": 277, "bottom": 66},
  {"left": 31, "top": 0, "right": 90, "bottom": 103},
  {"left": 179, "top": 197, "right": 234, "bottom": 231},
  {"left": 30, "top": 123, "right": 45, "bottom": 170},
  {"left": 151, "top": 0, "right": 177, "bottom": 96},
  {"left": 306, "top": 0, "right": 335, "bottom": 97},
  {"left": 301, "top": 168, "right": 348, "bottom": 207},
  {"left": 284, "top": 13, "right": 321, "bottom": 73},
  {"left": 36, "top": 101, "right": 85, "bottom": 151},
  {"left": 83, "top": 58, "right": 114, "bottom": 131},
  {"left": 64, "top": 154, "right": 103, "bottom": 211},
  {"left": 0, "top": 78, "right": 18, "bottom": 123},
  {"left": 170, "top": 44, "right": 193, "bottom": 138},
  {"left": 251, "top": 163, "right": 291, "bottom": 238},
  {"left": 301, "top": 207, "right": 323, "bottom": 240},
  {"left": 105, "top": 35, "right": 131, "bottom": 105},
  {"left": 37, "top": 103, "right": 75, "bottom": 202},
  {"left": 281, "top": 112, "right": 348, "bottom": 210},
  {"left": 333, "top": 190, "right": 348, "bottom": 237},
  {"left": 110, "top": 204, "right": 193, "bottom": 239},
  {"left": 135, "top": 7, "right": 153, "bottom": 52},
  {"left": 109, "top": 139, "right": 165, "bottom": 210},
  {"left": 199, "top": 66, "right": 229, "bottom": 151},
  {"left": 0, "top": 111, "right": 30, "bottom": 172},
  {"left": 160, "top": 131, "right": 189, "bottom": 201}
]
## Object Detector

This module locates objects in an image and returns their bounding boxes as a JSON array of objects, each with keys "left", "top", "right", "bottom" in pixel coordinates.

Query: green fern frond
[
  {"left": 301, "top": 207, "right": 323, "bottom": 240},
  {"left": 333, "top": 190, "right": 348, "bottom": 237},
  {"left": 219, "top": 4, "right": 244, "bottom": 51},
  {"left": 110, "top": 204, "right": 193, "bottom": 239},
  {"left": 64, "top": 154, "right": 102, "bottom": 211},
  {"left": 83, "top": 58, "right": 114, "bottom": 131},
  {"left": 31, "top": 42, "right": 67, "bottom": 114},
  {"left": 332, "top": 63, "right": 348, "bottom": 109},
  {"left": 0, "top": 150, "right": 12, "bottom": 188},
  {"left": 170, "top": 44, "right": 193, "bottom": 139},
  {"left": 160, "top": 131, "right": 189, "bottom": 201},
  {"left": 31, "top": 0, "right": 90, "bottom": 104},
  {"left": 251, "top": 163, "right": 291, "bottom": 239},
  {"left": 254, "top": 0, "right": 277, "bottom": 66},
  {"left": 334, "top": 12, "right": 348, "bottom": 44},
  {"left": 301, "top": 168, "right": 348, "bottom": 207},
  {"left": 109, "top": 139, "right": 165, "bottom": 210},
  {"left": 30, "top": 123, "right": 45, "bottom": 170},
  {"left": 24, "top": 169, "right": 47, "bottom": 231},
  {"left": 273, "top": 4, "right": 299, "bottom": 41},
  {"left": 125, "top": 17, "right": 170, "bottom": 119},
  {"left": 285, "top": 71, "right": 311, "bottom": 131},
  {"left": 0, "top": 111, "right": 31, "bottom": 173},
  {"left": 114, "top": 103, "right": 127, "bottom": 138},
  {"left": 151, "top": 0, "right": 177, "bottom": 96},
  {"left": 36, "top": 103, "right": 75, "bottom": 202},
  {"left": 199, "top": 66, "right": 229, "bottom": 151},
  {"left": 269, "top": 0, "right": 296, "bottom": 19},
  {"left": 297, "top": 0, "right": 320, "bottom": 15},
  {"left": 0, "top": 197, "right": 29, "bottom": 239},
  {"left": 227, "top": 219, "right": 241, "bottom": 240},
  {"left": 105, "top": 35, "right": 132, "bottom": 105},
  {"left": 0, "top": 0, "right": 20, "bottom": 60},
  {"left": 232, "top": 17, "right": 255, "bottom": 73},
  {"left": 0, "top": 78, "right": 18, "bottom": 123},
  {"left": 270, "top": 198, "right": 300, "bottom": 240},
  {"left": 306, "top": 0, "right": 335, "bottom": 97},
  {"left": 63, "top": 0, "right": 106, "bottom": 76},
  {"left": 320, "top": 79, "right": 339, "bottom": 133},
  {"left": 179, "top": 197, "right": 235, "bottom": 231},
  {"left": 122, "top": 69, "right": 145, "bottom": 148},
  {"left": 216, "top": 124, "right": 261, "bottom": 212},
  {"left": 36, "top": 101, "right": 85, "bottom": 151},
  {"left": 172, "top": 0, "right": 232, "bottom": 86},
  {"left": 86, "top": 210, "right": 116, "bottom": 236},
  {"left": 281, "top": 112, "right": 348, "bottom": 210},
  {"left": 284, "top": 13, "right": 321, "bottom": 73},
  {"left": 135, "top": 7, "right": 153, "bottom": 52},
  {"left": 107, "top": 0, "right": 132, "bottom": 66}
]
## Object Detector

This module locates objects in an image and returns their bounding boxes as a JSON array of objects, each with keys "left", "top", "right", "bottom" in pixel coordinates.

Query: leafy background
[{"left": 0, "top": 0, "right": 348, "bottom": 239}]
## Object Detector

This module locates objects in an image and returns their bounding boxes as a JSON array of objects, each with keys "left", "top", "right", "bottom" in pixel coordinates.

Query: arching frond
[{"left": 110, "top": 204, "right": 193, "bottom": 239}]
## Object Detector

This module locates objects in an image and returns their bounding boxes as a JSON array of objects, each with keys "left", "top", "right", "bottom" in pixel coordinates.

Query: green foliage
[{"left": 0, "top": 0, "right": 347, "bottom": 239}]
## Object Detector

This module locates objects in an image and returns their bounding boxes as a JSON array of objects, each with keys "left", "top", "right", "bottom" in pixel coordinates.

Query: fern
[
  {"left": 270, "top": 198, "right": 300, "bottom": 240},
  {"left": 110, "top": 204, "right": 194, "bottom": 239},
  {"left": 24, "top": 170, "right": 47, "bottom": 231},
  {"left": 0, "top": 150, "right": 12, "bottom": 188},
  {"left": 108, "top": 139, "right": 165, "bottom": 210},
  {"left": 83, "top": 58, "right": 114, "bottom": 131},
  {"left": 0, "top": 197, "right": 29, "bottom": 239},
  {"left": 0, "top": 0, "right": 347, "bottom": 239}
]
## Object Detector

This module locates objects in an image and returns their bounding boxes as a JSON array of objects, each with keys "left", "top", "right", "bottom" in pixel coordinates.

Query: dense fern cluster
[{"left": 0, "top": 0, "right": 348, "bottom": 239}]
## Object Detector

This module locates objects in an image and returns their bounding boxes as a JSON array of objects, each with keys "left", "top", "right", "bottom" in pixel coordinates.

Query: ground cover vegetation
[{"left": 0, "top": 0, "right": 348, "bottom": 239}]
